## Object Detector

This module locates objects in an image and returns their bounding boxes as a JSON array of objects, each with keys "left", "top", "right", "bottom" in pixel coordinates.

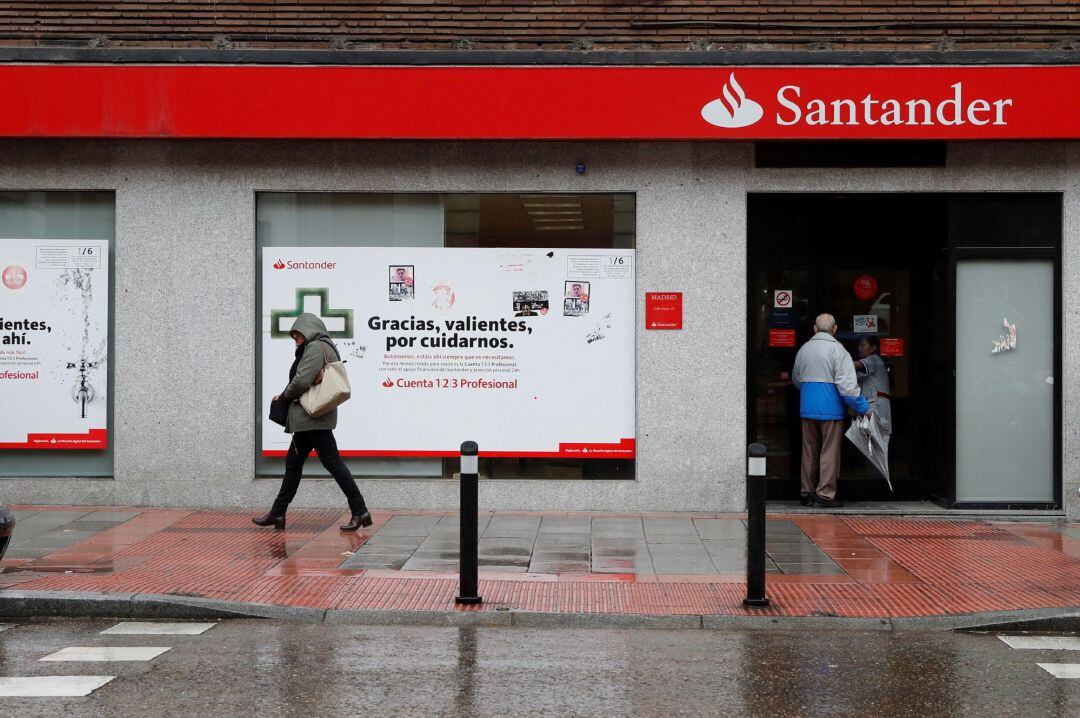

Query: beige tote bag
[{"left": 299, "top": 340, "right": 352, "bottom": 417}]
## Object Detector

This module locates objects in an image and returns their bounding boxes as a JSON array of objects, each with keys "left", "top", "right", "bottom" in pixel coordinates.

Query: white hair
[{"left": 815, "top": 313, "right": 836, "bottom": 333}]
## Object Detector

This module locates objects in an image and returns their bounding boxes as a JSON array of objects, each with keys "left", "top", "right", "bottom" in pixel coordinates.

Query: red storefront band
[{"left": 0, "top": 65, "right": 1077, "bottom": 140}]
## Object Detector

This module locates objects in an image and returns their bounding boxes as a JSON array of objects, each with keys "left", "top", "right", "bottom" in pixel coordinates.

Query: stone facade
[{"left": 0, "top": 139, "right": 1075, "bottom": 517}]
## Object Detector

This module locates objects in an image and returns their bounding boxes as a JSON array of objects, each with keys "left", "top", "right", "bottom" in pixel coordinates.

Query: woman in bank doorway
[
  {"left": 855, "top": 335, "right": 892, "bottom": 479},
  {"left": 253, "top": 313, "right": 373, "bottom": 532}
]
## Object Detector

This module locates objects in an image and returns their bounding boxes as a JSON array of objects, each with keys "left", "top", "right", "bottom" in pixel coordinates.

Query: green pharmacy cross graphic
[{"left": 270, "top": 288, "right": 354, "bottom": 339}]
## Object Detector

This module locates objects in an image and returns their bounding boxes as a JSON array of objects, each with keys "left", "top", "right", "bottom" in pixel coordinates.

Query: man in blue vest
[{"left": 791, "top": 313, "right": 869, "bottom": 508}]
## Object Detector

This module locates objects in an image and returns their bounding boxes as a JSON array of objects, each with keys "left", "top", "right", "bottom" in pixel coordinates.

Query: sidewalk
[{"left": 1, "top": 506, "right": 1077, "bottom": 623}]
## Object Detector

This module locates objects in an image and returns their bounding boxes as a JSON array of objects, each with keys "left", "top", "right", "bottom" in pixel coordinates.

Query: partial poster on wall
[
  {"left": 262, "top": 247, "right": 635, "bottom": 458},
  {"left": 0, "top": 239, "right": 109, "bottom": 449}
]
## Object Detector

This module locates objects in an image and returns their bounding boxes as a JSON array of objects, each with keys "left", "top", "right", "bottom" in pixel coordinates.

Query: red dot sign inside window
[{"left": 854, "top": 275, "right": 878, "bottom": 301}]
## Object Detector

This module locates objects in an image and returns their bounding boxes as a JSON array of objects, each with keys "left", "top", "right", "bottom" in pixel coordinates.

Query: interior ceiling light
[
  {"left": 522, "top": 203, "right": 582, "bottom": 209},
  {"left": 527, "top": 210, "right": 583, "bottom": 216},
  {"left": 519, "top": 194, "right": 581, "bottom": 200},
  {"left": 535, "top": 225, "right": 584, "bottom": 231},
  {"left": 532, "top": 217, "right": 582, "bottom": 223}
]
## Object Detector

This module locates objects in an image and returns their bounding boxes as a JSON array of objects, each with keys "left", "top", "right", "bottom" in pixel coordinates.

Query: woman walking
[{"left": 253, "top": 313, "right": 373, "bottom": 532}]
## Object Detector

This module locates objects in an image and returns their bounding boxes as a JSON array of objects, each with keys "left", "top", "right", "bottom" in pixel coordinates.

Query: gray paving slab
[
  {"left": 77, "top": 511, "right": 142, "bottom": 522},
  {"left": 646, "top": 533, "right": 708, "bottom": 544},
  {"left": 767, "top": 549, "right": 834, "bottom": 562},
  {"left": 339, "top": 555, "right": 409, "bottom": 569},
  {"left": 591, "top": 559, "right": 655, "bottom": 574},
  {"left": 411, "top": 549, "right": 460, "bottom": 561},
  {"left": 431, "top": 515, "right": 491, "bottom": 534},
  {"left": 62, "top": 520, "right": 126, "bottom": 531},
  {"left": 530, "top": 550, "right": 591, "bottom": 563},
  {"left": 644, "top": 518, "right": 699, "bottom": 536},
  {"left": 591, "top": 518, "right": 644, "bottom": 537},
  {"left": 13, "top": 530, "right": 97, "bottom": 548},
  {"left": 776, "top": 563, "right": 846, "bottom": 575},
  {"left": 399, "top": 558, "right": 460, "bottom": 571},
  {"left": 1, "top": 547, "right": 54, "bottom": 559},
  {"left": 482, "top": 516, "right": 542, "bottom": 537},
  {"left": 538, "top": 516, "right": 592, "bottom": 534},
  {"left": 648, "top": 543, "right": 717, "bottom": 574},
  {"left": 592, "top": 542, "right": 650, "bottom": 557},
  {"left": 533, "top": 533, "right": 590, "bottom": 549},
  {"left": 477, "top": 558, "right": 529, "bottom": 570},
  {"left": 376, "top": 515, "right": 443, "bottom": 536},
  {"left": 362, "top": 533, "right": 427, "bottom": 548},
  {"left": 529, "top": 561, "right": 592, "bottom": 573},
  {"left": 693, "top": 519, "right": 746, "bottom": 540}
]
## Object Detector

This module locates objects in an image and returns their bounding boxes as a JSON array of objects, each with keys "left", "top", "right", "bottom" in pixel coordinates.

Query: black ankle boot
[
  {"left": 252, "top": 513, "right": 285, "bottom": 530},
  {"left": 340, "top": 511, "right": 373, "bottom": 532}
]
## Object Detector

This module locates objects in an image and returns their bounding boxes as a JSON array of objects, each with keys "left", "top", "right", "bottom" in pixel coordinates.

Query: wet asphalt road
[{"left": 0, "top": 619, "right": 1077, "bottom": 717}]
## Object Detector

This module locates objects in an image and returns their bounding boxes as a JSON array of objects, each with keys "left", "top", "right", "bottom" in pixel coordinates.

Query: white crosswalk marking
[
  {"left": 40, "top": 646, "right": 171, "bottom": 662},
  {"left": 998, "top": 635, "right": 1080, "bottom": 651},
  {"left": 1036, "top": 663, "right": 1080, "bottom": 679},
  {"left": 101, "top": 622, "right": 217, "bottom": 636},
  {"left": 0, "top": 676, "right": 115, "bottom": 697}
]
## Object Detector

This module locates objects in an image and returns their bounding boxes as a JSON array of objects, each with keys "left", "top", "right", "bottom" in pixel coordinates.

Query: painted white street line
[
  {"left": 0, "top": 676, "right": 115, "bottom": 697},
  {"left": 999, "top": 635, "right": 1080, "bottom": 651},
  {"left": 101, "top": 622, "right": 217, "bottom": 636},
  {"left": 0, "top": 623, "right": 14, "bottom": 632},
  {"left": 40, "top": 646, "right": 171, "bottom": 662},
  {"left": 1037, "top": 663, "right": 1080, "bottom": 679}
]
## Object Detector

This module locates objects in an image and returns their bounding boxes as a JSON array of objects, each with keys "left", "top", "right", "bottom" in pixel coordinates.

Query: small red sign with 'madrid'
[
  {"left": 769, "top": 329, "right": 797, "bottom": 348},
  {"left": 881, "top": 338, "right": 905, "bottom": 357},
  {"left": 646, "top": 292, "right": 683, "bottom": 330}
]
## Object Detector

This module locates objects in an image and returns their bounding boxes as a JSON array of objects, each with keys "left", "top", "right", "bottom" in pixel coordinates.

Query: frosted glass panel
[{"left": 955, "top": 260, "right": 1054, "bottom": 502}]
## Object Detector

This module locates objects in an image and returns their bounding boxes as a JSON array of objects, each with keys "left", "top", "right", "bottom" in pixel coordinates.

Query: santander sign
[{"left": 702, "top": 72, "right": 1013, "bottom": 130}]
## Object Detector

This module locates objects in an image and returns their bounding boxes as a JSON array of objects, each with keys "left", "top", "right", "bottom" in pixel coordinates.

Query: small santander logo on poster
[
  {"left": 701, "top": 73, "right": 764, "bottom": 129},
  {"left": 2, "top": 265, "right": 27, "bottom": 290},
  {"left": 273, "top": 259, "right": 286, "bottom": 269}
]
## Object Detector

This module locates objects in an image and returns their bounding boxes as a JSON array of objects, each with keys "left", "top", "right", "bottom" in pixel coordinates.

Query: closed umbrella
[{"left": 845, "top": 413, "right": 892, "bottom": 491}]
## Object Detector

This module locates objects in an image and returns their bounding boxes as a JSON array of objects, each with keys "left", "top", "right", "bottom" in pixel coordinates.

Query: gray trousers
[{"left": 800, "top": 419, "right": 844, "bottom": 500}]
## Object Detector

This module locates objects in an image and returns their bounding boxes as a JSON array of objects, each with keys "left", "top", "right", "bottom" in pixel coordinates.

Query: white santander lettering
[
  {"left": 769, "top": 82, "right": 1012, "bottom": 129},
  {"left": 993, "top": 98, "right": 1013, "bottom": 125},
  {"left": 776, "top": 85, "right": 802, "bottom": 126}
]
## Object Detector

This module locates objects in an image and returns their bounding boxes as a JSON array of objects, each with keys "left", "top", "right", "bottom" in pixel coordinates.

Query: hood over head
[{"left": 289, "top": 313, "right": 330, "bottom": 343}]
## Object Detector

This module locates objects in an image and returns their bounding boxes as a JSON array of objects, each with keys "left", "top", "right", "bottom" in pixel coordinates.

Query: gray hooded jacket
[{"left": 280, "top": 313, "right": 341, "bottom": 434}]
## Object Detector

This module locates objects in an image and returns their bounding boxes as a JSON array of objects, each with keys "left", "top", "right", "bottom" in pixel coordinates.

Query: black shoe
[
  {"left": 812, "top": 497, "right": 844, "bottom": 509},
  {"left": 340, "top": 511, "right": 373, "bottom": 532},
  {"left": 252, "top": 513, "right": 285, "bottom": 530},
  {"left": 800, "top": 494, "right": 814, "bottom": 507}
]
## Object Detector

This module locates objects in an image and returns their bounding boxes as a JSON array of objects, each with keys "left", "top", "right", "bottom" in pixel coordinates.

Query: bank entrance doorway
[{"left": 748, "top": 193, "right": 1061, "bottom": 509}]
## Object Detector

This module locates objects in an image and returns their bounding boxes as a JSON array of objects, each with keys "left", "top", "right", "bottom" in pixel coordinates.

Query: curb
[{"left": 1, "top": 590, "right": 1077, "bottom": 632}]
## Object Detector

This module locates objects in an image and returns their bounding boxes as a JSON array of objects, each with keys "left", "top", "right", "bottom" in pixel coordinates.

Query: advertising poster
[
  {"left": 262, "top": 247, "right": 635, "bottom": 458},
  {"left": 0, "top": 239, "right": 109, "bottom": 449}
]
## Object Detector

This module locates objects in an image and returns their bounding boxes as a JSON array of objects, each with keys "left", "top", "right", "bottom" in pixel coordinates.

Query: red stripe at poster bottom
[
  {"left": 0, "top": 428, "right": 108, "bottom": 450},
  {"left": 262, "top": 438, "right": 636, "bottom": 459}
]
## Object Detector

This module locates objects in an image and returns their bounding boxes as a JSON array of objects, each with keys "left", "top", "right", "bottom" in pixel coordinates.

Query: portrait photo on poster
[
  {"left": 513, "top": 290, "right": 549, "bottom": 316},
  {"left": 564, "top": 281, "right": 591, "bottom": 317},
  {"left": 389, "top": 264, "right": 414, "bottom": 301},
  {"left": 565, "top": 280, "right": 590, "bottom": 302}
]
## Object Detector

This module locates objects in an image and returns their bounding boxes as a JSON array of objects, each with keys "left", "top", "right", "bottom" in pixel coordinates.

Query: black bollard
[
  {"left": 455, "top": 441, "right": 482, "bottom": 605},
  {"left": 743, "top": 443, "right": 770, "bottom": 607}
]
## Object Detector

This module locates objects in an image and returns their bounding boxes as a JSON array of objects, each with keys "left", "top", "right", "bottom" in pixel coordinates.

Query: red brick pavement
[{"left": 2, "top": 507, "right": 1077, "bottom": 619}]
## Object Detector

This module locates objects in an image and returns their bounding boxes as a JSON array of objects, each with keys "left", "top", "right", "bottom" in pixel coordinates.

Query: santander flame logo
[
  {"left": 701, "top": 73, "right": 764, "bottom": 129},
  {"left": 273, "top": 259, "right": 286, "bottom": 269},
  {"left": 382, "top": 378, "right": 394, "bottom": 388}
]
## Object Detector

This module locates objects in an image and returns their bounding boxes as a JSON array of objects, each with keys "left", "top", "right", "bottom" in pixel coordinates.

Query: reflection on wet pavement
[{"left": 0, "top": 619, "right": 1077, "bottom": 716}]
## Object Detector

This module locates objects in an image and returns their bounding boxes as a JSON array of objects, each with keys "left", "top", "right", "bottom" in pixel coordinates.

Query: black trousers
[{"left": 271, "top": 430, "right": 367, "bottom": 517}]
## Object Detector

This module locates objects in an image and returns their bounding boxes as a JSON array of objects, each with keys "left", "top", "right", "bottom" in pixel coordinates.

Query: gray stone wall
[{"left": 0, "top": 140, "right": 1075, "bottom": 517}]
